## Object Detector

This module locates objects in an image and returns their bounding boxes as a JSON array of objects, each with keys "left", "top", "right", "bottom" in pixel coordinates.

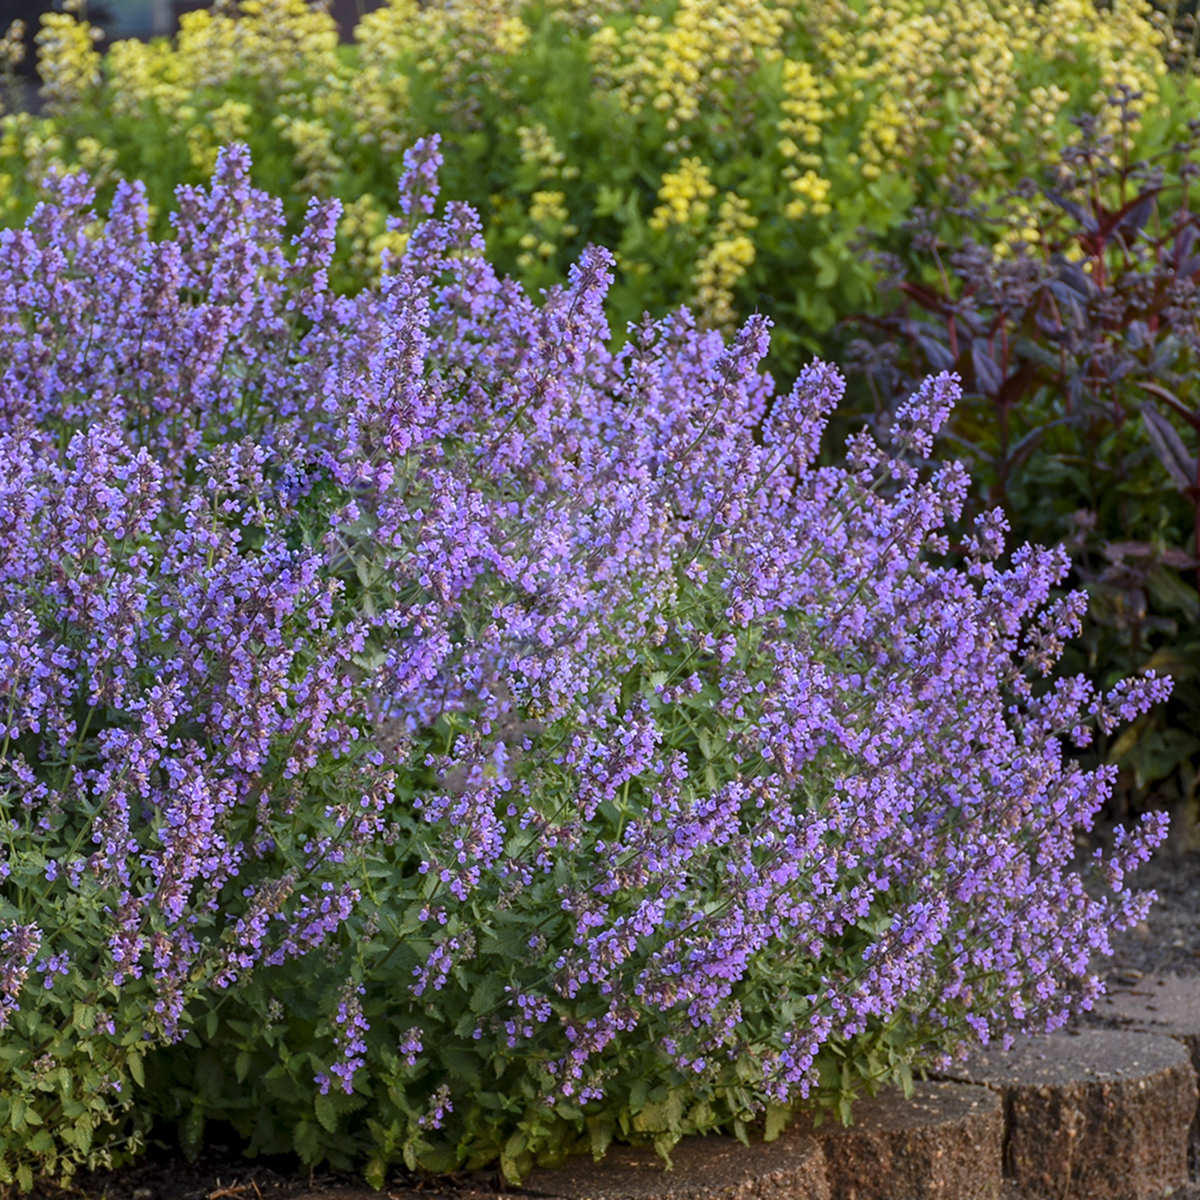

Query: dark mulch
[
  {"left": 23, "top": 1145, "right": 519, "bottom": 1200},
  {"left": 18, "top": 829, "right": 1200, "bottom": 1200}
]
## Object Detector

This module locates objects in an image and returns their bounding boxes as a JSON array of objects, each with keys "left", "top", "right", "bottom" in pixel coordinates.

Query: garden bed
[{"left": 21, "top": 835, "right": 1199, "bottom": 1200}]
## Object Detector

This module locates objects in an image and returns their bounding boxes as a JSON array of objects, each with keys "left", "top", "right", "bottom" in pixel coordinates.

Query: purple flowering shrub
[{"left": 0, "top": 139, "right": 1173, "bottom": 1190}]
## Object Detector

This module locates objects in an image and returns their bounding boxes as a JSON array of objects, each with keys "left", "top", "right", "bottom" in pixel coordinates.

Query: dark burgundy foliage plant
[{"left": 848, "top": 94, "right": 1200, "bottom": 832}]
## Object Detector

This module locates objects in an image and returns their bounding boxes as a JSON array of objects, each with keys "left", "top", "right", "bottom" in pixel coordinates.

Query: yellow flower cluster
[
  {"left": 346, "top": 0, "right": 418, "bottom": 156},
  {"left": 355, "top": 0, "right": 528, "bottom": 110},
  {"left": 105, "top": 38, "right": 190, "bottom": 119},
  {"left": 340, "top": 193, "right": 410, "bottom": 279},
  {"left": 821, "top": 2, "right": 948, "bottom": 180},
  {"left": 349, "top": 0, "right": 531, "bottom": 151},
  {"left": 0, "top": 20, "right": 26, "bottom": 118},
  {"left": 0, "top": 111, "right": 66, "bottom": 198},
  {"left": 587, "top": 0, "right": 1172, "bottom": 191},
  {"left": 517, "top": 123, "right": 580, "bottom": 184},
  {"left": 590, "top": 0, "right": 790, "bottom": 133},
  {"left": 784, "top": 168, "right": 832, "bottom": 220},
  {"left": 649, "top": 157, "right": 717, "bottom": 230},
  {"left": 1, "top": 19, "right": 25, "bottom": 71},
  {"left": 806, "top": 0, "right": 1168, "bottom": 180},
  {"left": 72, "top": 134, "right": 117, "bottom": 174},
  {"left": 990, "top": 192, "right": 1083, "bottom": 263},
  {"left": 1022, "top": 82, "right": 1073, "bottom": 154},
  {"left": 777, "top": 57, "right": 829, "bottom": 153},
  {"left": 517, "top": 190, "right": 578, "bottom": 269},
  {"left": 542, "top": 0, "right": 625, "bottom": 32},
  {"left": 691, "top": 191, "right": 758, "bottom": 329},
  {"left": 36, "top": 0, "right": 341, "bottom": 139},
  {"left": 273, "top": 114, "right": 344, "bottom": 195},
  {"left": 35, "top": 10, "right": 102, "bottom": 114},
  {"left": 1073, "top": 0, "right": 1171, "bottom": 134},
  {"left": 175, "top": 0, "right": 340, "bottom": 90},
  {"left": 186, "top": 98, "right": 252, "bottom": 174},
  {"left": 0, "top": 114, "right": 44, "bottom": 219}
]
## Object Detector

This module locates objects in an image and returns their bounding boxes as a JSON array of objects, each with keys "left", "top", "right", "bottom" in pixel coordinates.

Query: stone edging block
[
  {"left": 809, "top": 1080, "right": 1003, "bottom": 1200},
  {"left": 1091, "top": 973, "right": 1200, "bottom": 1154},
  {"left": 523, "top": 1079, "right": 1000, "bottom": 1200},
  {"left": 938, "top": 1028, "right": 1197, "bottom": 1200},
  {"left": 523, "top": 1127, "right": 831, "bottom": 1200}
]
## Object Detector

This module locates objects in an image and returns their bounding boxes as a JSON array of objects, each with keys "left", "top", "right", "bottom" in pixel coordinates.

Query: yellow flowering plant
[{"left": 0, "top": 0, "right": 1196, "bottom": 377}]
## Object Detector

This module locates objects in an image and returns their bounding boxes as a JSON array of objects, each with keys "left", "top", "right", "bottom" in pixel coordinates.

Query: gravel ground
[{"left": 1089, "top": 838, "right": 1200, "bottom": 985}]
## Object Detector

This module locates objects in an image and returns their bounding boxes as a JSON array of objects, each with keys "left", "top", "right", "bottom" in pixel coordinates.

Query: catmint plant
[{"left": 0, "top": 138, "right": 1171, "bottom": 1191}]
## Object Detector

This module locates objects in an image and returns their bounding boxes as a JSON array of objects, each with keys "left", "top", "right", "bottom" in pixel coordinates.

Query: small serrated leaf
[
  {"left": 365, "top": 1158, "right": 386, "bottom": 1191},
  {"left": 314, "top": 1091, "right": 338, "bottom": 1134},
  {"left": 178, "top": 1104, "right": 202, "bottom": 1161},
  {"left": 588, "top": 1116, "right": 614, "bottom": 1160},
  {"left": 763, "top": 1103, "right": 790, "bottom": 1142},
  {"left": 293, "top": 1118, "right": 322, "bottom": 1164}
]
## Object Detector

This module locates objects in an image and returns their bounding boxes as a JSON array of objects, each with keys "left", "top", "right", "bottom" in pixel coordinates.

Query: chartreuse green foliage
[{"left": 0, "top": 0, "right": 1197, "bottom": 375}]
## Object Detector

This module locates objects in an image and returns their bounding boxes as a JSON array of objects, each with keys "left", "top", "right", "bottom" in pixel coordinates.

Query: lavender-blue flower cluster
[{"left": 0, "top": 139, "right": 1171, "bottom": 1186}]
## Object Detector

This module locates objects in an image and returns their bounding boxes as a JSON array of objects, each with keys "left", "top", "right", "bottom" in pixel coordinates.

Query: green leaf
[
  {"left": 763, "top": 1103, "right": 790, "bottom": 1142},
  {"left": 74, "top": 1115, "right": 93, "bottom": 1156},
  {"left": 127, "top": 1052, "right": 144, "bottom": 1088},
  {"left": 180, "top": 1105, "right": 204, "bottom": 1161},
  {"left": 811, "top": 245, "right": 840, "bottom": 290},
  {"left": 314, "top": 1091, "right": 338, "bottom": 1134},
  {"left": 652, "top": 1131, "right": 676, "bottom": 1166},
  {"left": 499, "top": 1130, "right": 527, "bottom": 1183},
  {"left": 631, "top": 1089, "right": 684, "bottom": 1134},
  {"left": 588, "top": 1116, "right": 614, "bottom": 1160},
  {"left": 1145, "top": 566, "right": 1200, "bottom": 622},
  {"left": 26, "top": 1129, "right": 54, "bottom": 1155},
  {"left": 440, "top": 1046, "right": 481, "bottom": 1080},
  {"left": 365, "top": 1158, "right": 386, "bottom": 1190},
  {"left": 293, "top": 1118, "right": 322, "bottom": 1164},
  {"left": 468, "top": 975, "right": 505, "bottom": 1015}
]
